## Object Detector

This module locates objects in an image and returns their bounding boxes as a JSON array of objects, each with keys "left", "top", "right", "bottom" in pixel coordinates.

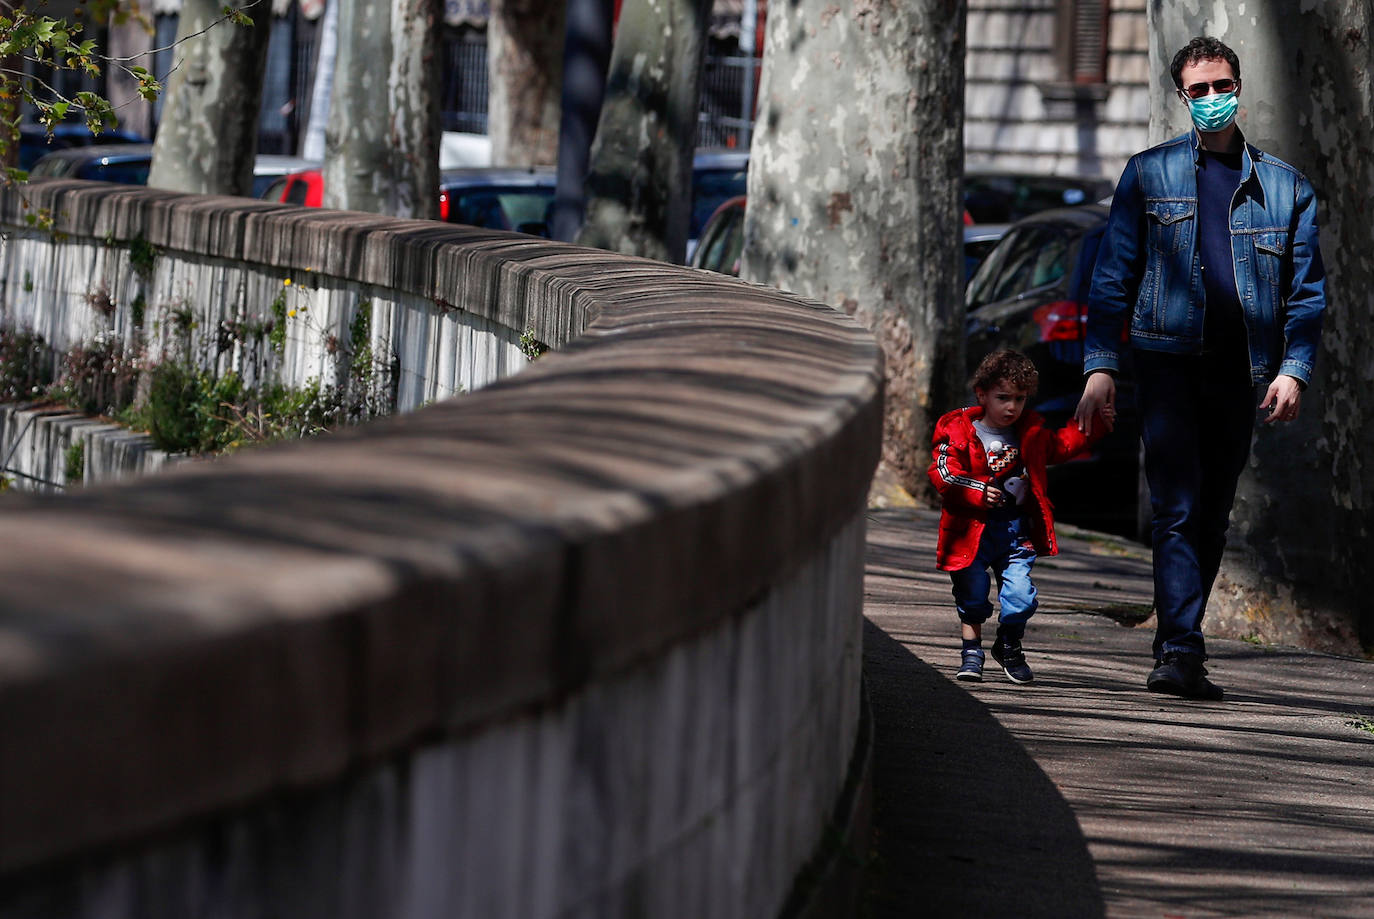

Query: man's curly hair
[
  {"left": 971, "top": 349, "right": 1038, "bottom": 396},
  {"left": 1170, "top": 37, "right": 1240, "bottom": 89}
]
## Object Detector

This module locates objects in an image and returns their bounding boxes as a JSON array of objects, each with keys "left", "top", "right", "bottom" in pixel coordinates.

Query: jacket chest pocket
[
  {"left": 1146, "top": 200, "right": 1195, "bottom": 255},
  {"left": 1253, "top": 230, "right": 1289, "bottom": 286}
]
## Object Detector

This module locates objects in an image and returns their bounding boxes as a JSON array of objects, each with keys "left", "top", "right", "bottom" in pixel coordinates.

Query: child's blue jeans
[{"left": 949, "top": 516, "right": 1038, "bottom": 642}]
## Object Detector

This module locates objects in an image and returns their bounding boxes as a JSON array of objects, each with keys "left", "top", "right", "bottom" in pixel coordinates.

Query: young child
[{"left": 928, "top": 349, "right": 1105, "bottom": 684}]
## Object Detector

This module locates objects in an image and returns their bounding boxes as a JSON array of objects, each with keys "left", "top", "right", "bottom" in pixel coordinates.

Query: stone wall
[{"left": 0, "top": 180, "right": 883, "bottom": 918}]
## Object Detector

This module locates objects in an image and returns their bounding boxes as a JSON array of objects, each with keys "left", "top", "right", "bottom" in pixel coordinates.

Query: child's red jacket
[{"left": 927, "top": 405, "right": 1096, "bottom": 571}]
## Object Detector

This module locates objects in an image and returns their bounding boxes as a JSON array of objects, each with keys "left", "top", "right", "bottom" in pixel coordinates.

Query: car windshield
[
  {"left": 966, "top": 224, "right": 1071, "bottom": 308},
  {"left": 694, "top": 202, "right": 745, "bottom": 274},
  {"left": 448, "top": 186, "right": 554, "bottom": 231},
  {"left": 80, "top": 160, "right": 150, "bottom": 184}
]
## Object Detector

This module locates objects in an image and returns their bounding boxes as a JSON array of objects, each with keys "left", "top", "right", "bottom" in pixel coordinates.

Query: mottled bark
[
  {"left": 741, "top": 0, "right": 967, "bottom": 500},
  {"left": 300, "top": 0, "right": 339, "bottom": 162},
  {"left": 488, "top": 0, "right": 565, "bottom": 167},
  {"left": 1148, "top": 1, "right": 1374, "bottom": 653},
  {"left": 574, "top": 0, "right": 712, "bottom": 262},
  {"left": 323, "top": 0, "right": 441, "bottom": 218},
  {"left": 105, "top": 20, "right": 154, "bottom": 140},
  {"left": 147, "top": 0, "right": 272, "bottom": 196}
]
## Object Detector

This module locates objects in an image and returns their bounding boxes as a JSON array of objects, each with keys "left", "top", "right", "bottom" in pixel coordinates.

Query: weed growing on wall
[
  {"left": 112, "top": 291, "right": 397, "bottom": 454},
  {"left": 0, "top": 327, "right": 53, "bottom": 400},
  {"left": 64, "top": 440, "right": 84, "bottom": 483},
  {"left": 519, "top": 328, "right": 547, "bottom": 362},
  {"left": 128, "top": 236, "right": 157, "bottom": 277},
  {"left": 48, "top": 332, "right": 140, "bottom": 416},
  {"left": 4, "top": 276, "right": 401, "bottom": 459}
]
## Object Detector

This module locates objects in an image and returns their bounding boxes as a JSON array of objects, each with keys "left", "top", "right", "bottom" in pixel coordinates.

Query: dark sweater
[{"left": 1197, "top": 149, "right": 1246, "bottom": 359}]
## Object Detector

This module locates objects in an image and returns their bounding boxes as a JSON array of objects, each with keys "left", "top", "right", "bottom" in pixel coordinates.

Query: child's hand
[{"left": 983, "top": 485, "right": 1005, "bottom": 508}]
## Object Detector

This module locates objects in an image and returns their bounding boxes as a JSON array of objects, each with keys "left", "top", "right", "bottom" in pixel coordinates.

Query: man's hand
[
  {"left": 1260, "top": 374, "right": 1303, "bottom": 424},
  {"left": 1075, "top": 371, "right": 1117, "bottom": 436},
  {"left": 983, "top": 485, "right": 1005, "bottom": 508}
]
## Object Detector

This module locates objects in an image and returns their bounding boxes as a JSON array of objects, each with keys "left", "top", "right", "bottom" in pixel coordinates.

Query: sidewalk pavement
[{"left": 861, "top": 507, "right": 1374, "bottom": 919}]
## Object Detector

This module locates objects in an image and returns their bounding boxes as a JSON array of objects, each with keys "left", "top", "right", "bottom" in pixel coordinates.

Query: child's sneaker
[
  {"left": 992, "top": 641, "right": 1034, "bottom": 684},
  {"left": 955, "top": 648, "right": 985, "bottom": 682}
]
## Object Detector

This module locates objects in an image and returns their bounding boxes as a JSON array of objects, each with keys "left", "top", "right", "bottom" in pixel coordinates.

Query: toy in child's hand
[{"left": 1004, "top": 475, "right": 1029, "bottom": 504}]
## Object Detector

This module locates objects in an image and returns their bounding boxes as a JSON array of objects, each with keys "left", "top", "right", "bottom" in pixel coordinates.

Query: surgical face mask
[{"left": 1187, "top": 91, "right": 1239, "bottom": 133}]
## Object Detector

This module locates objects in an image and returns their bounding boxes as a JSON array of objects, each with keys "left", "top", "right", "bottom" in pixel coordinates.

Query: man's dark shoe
[
  {"left": 991, "top": 641, "right": 1034, "bottom": 684},
  {"left": 956, "top": 648, "right": 985, "bottom": 682},
  {"left": 1147, "top": 652, "right": 1224, "bottom": 700}
]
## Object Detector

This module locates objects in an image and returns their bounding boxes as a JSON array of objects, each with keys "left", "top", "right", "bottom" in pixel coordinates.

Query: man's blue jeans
[
  {"left": 1135, "top": 349, "right": 1256, "bottom": 661},
  {"left": 949, "top": 516, "right": 1037, "bottom": 642}
]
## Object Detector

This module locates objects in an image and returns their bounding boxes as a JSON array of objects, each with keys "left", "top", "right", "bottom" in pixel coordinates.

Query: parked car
[
  {"left": 691, "top": 194, "right": 747, "bottom": 275},
  {"left": 251, "top": 155, "right": 321, "bottom": 198},
  {"left": 439, "top": 167, "right": 556, "bottom": 234},
  {"left": 688, "top": 150, "right": 749, "bottom": 260},
  {"left": 964, "top": 203, "right": 1145, "bottom": 539},
  {"left": 264, "top": 165, "right": 558, "bottom": 235},
  {"left": 266, "top": 167, "right": 324, "bottom": 207},
  {"left": 29, "top": 143, "right": 154, "bottom": 184},
  {"left": 32, "top": 145, "right": 326, "bottom": 199},
  {"left": 18, "top": 124, "right": 148, "bottom": 171},
  {"left": 963, "top": 168, "right": 1114, "bottom": 224},
  {"left": 691, "top": 195, "right": 1008, "bottom": 282}
]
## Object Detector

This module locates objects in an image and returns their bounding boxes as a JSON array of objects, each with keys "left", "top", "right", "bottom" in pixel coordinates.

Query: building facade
[{"left": 965, "top": 0, "right": 1150, "bottom": 181}]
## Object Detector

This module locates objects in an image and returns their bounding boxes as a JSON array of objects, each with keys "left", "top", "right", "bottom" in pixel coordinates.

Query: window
[{"left": 1057, "top": 0, "right": 1109, "bottom": 86}]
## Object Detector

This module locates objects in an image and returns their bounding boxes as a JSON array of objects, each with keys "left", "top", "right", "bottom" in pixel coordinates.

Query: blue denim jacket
[{"left": 1084, "top": 131, "right": 1326, "bottom": 384}]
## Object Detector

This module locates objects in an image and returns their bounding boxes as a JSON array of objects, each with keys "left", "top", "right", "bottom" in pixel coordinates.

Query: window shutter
[{"left": 1071, "top": 0, "right": 1108, "bottom": 84}]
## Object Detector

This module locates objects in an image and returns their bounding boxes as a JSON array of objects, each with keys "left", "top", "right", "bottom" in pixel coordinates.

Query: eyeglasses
[{"left": 1180, "top": 78, "right": 1238, "bottom": 99}]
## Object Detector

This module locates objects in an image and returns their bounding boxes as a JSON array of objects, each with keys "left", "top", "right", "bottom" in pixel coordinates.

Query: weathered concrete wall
[
  {"left": 0, "top": 180, "right": 883, "bottom": 917},
  {"left": 0, "top": 233, "right": 531, "bottom": 413},
  {"left": 0, "top": 403, "right": 174, "bottom": 492}
]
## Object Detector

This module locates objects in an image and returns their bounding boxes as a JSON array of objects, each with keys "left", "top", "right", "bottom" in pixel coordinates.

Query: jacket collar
[{"left": 1188, "top": 127, "right": 1256, "bottom": 183}]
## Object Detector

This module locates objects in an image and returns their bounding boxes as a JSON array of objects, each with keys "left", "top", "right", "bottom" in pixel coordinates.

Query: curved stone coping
[{"left": 0, "top": 181, "right": 884, "bottom": 875}]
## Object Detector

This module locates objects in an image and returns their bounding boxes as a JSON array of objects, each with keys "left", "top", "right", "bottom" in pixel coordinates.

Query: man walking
[{"left": 1074, "top": 36, "right": 1327, "bottom": 700}]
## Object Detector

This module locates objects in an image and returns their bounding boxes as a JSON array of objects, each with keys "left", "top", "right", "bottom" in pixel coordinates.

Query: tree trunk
[
  {"left": 147, "top": 0, "right": 272, "bottom": 196},
  {"left": 551, "top": 0, "right": 615, "bottom": 242},
  {"left": 1147, "top": 1, "right": 1373, "bottom": 654},
  {"left": 488, "top": 0, "right": 565, "bottom": 167},
  {"left": 300, "top": 0, "right": 339, "bottom": 162},
  {"left": 323, "top": 0, "right": 441, "bottom": 218},
  {"left": 741, "top": 0, "right": 967, "bottom": 500},
  {"left": 574, "top": 0, "right": 711, "bottom": 262}
]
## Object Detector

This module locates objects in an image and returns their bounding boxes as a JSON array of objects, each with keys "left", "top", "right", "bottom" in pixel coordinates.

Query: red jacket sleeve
[{"left": 929, "top": 415, "right": 990, "bottom": 510}]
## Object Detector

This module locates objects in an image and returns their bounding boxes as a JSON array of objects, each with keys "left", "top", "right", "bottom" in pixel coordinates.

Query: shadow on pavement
[{"left": 862, "top": 619, "right": 1105, "bottom": 919}]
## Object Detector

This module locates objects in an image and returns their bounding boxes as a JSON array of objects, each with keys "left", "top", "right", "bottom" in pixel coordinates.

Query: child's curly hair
[{"left": 970, "top": 349, "right": 1039, "bottom": 396}]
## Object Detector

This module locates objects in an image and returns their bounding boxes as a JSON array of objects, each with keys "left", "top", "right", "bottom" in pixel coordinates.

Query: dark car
[
  {"left": 691, "top": 195, "right": 1008, "bottom": 282},
  {"left": 963, "top": 168, "right": 1114, "bottom": 224},
  {"left": 265, "top": 166, "right": 558, "bottom": 235},
  {"left": 18, "top": 124, "right": 148, "bottom": 171},
  {"left": 29, "top": 143, "right": 154, "bottom": 184},
  {"left": 688, "top": 150, "right": 749, "bottom": 260},
  {"left": 964, "top": 203, "right": 1146, "bottom": 539},
  {"left": 439, "top": 167, "right": 556, "bottom": 234}
]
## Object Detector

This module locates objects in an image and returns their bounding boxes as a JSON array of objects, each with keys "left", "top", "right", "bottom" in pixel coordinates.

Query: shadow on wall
[{"left": 861, "top": 618, "right": 1105, "bottom": 918}]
